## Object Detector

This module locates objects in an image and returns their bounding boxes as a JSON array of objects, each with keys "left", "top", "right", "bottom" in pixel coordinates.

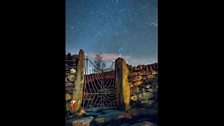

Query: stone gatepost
[
  {"left": 72, "top": 49, "right": 85, "bottom": 113},
  {"left": 115, "top": 57, "right": 130, "bottom": 111}
]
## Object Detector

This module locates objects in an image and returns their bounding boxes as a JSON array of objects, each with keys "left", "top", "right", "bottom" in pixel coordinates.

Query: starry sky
[{"left": 66, "top": 0, "right": 157, "bottom": 66}]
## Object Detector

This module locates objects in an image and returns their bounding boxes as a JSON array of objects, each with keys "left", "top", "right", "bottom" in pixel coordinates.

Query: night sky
[{"left": 66, "top": 0, "right": 157, "bottom": 66}]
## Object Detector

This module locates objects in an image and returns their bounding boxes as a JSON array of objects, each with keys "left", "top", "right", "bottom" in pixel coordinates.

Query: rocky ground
[{"left": 65, "top": 108, "right": 157, "bottom": 126}]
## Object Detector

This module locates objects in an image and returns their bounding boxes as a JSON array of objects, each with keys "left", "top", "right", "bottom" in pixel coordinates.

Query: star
[{"left": 150, "top": 21, "right": 158, "bottom": 27}]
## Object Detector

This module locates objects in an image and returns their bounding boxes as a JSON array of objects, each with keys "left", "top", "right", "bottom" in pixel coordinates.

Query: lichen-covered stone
[
  {"left": 115, "top": 58, "right": 130, "bottom": 111},
  {"left": 142, "top": 92, "right": 154, "bottom": 100},
  {"left": 72, "top": 49, "right": 85, "bottom": 112},
  {"left": 70, "top": 68, "right": 76, "bottom": 74},
  {"left": 130, "top": 95, "right": 138, "bottom": 101},
  {"left": 67, "top": 74, "right": 75, "bottom": 82}
]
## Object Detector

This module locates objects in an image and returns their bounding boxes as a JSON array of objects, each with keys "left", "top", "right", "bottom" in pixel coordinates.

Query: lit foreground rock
[
  {"left": 66, "top": 108, "right": 157, "bottom": 126},
  {"left": 130, "top": 121, "right": 157, "bottom": 126},
  {"left": 72, "top": 116, "right": 94, "bottom": 126},
  {"left": 66, "top": 116, "right": 94, "bottom": 126}
]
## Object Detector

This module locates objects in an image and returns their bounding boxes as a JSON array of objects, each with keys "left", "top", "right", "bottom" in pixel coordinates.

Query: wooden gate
[{"left": 82, "top": 58, "right": 118, "bottom": 110}]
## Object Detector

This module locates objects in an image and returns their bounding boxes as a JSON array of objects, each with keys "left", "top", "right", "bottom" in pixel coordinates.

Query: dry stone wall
[
  {"left": 65, "top": 53, "right": 79, "bottom": 101},
  {"left": 65, "top": 53, "right": 80, "bottom": 113},
  {"left": 65, "top": 50, "right": 86, "bottom": 113},
  {"left": 127, "top": 63, "right": 158, "bottom": 108}
]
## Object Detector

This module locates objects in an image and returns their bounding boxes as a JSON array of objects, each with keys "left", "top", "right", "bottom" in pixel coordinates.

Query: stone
[
  {"left": 137, "top": 93, "right": 143, "bottom": 100},
  {"left": 142, "top": 92, "right": 154, "bottom": 100},
  {"left": 77, "top": 109, "right": 86, "bottom": 116},
  {"left": 94, "top": 111, "right": 121, "bottom": 125},
  {"left": 145, "top": 67, "right": 149, "bottom": 71},
  {"left": 130, "top": 121, "right": 157, "bottom": 126},
  {"left": 72, "top": 116, "right": 94, "bottom": 126},
  {"left": 72, "top": 49, "right": 85, "bottom": 112},
  {"left": 66, "top": 93, "right": 72, "bottom": 101},
  {"left": 153, "top": 88, "right": 158, "bottom": 93},
  {"left": 146, "top": 88, "right": 153, "bottom": 92},
  {"left": 70, "top": 68, "right": 76, "bottom": 74},
  {"left": 115, "top": 58, "right": 130, "bottom": 111},
  {"left": 67, "top": 74, "right": 75, "bottom": 82},
  {"left": 128, "top": 72, "right": 138, "bottom": 77},
  {"left": 132, "top": 87, "right": 140, "bottom": 94},
  {"left": 130, "top": 95, "right": 138, "bottom": 101},
  {"left": 133, "top": 66, "right": 138, "bottom": 71},
  {"left": 66, "top": 101, "right": 71, "bottom": 112},
  {"left": 66, "top": 82, "right": 73, "bottom": 87},
  {"left": 151, "top": 71, "right": 158, "bottom": 75},
  {"left": 137, "top": 65, "right": 142, "bottom": 70},
  {"left": 142, "top": 70, "right": 152, "bottom": 76},
  {"left": 145, "top": 85, "right": 151, "bottom": 89},
  {"left": 146, "top": 75, "right": 155, "bottom": 79},
  {"left": 72, "top": 54, "right": 79, "bottom": 63},
  {"left": 132, "top": 81, "right": 143, "bottom": 87},
  {"left": 128, "top": 75, "right": 142, "bottom": 82},
  {"left": 94, "top": 111, "right": 132, "bottom": 126},
  {"left": 142, "top": 88, "right": 146, "bottom": 93}
]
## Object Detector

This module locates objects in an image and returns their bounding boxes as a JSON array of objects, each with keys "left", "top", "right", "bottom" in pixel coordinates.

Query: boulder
[{"left": 72, "top": 116, "right": 94, "bottom": 126}]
